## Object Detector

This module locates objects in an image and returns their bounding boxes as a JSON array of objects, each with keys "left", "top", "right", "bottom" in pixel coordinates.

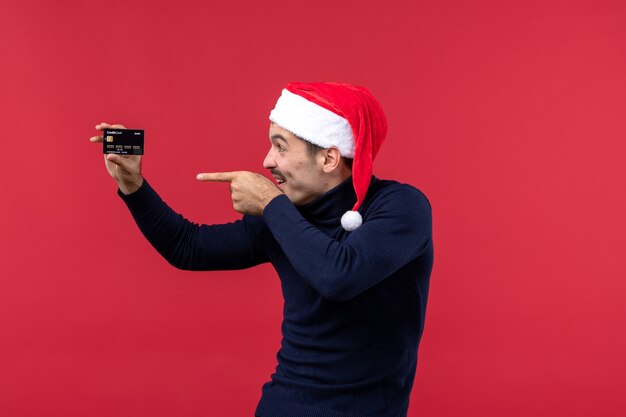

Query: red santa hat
[{"left": 269, "top": 82, "right": 388, "bottom": 231}]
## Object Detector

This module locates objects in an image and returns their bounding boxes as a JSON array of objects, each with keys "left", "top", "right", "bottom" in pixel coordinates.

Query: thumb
[
  {"left": 106, "top": 153, "right": 123, "bottom": 165},
  {"left": 106, "top": 153, "right": 134, "bottom": 171}
]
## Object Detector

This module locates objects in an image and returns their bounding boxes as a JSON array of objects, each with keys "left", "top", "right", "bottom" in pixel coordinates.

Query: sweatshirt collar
[{"left": 297, "top": 176, "right": 376, "bottom": 227}]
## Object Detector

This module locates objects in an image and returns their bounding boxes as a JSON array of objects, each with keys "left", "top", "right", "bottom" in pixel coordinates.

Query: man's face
[{"left": 264, "top": 124, "right": 329, "bottom": 206}]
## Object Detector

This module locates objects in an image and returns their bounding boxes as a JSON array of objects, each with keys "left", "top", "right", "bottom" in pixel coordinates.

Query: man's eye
[{"left": 277, "top": 145, "right": 286, "bottom": 152}]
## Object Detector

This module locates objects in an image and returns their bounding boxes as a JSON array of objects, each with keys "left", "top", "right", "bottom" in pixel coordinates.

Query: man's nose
[{"left": 263, "top": 148, "right": 276, "bottom": 169}]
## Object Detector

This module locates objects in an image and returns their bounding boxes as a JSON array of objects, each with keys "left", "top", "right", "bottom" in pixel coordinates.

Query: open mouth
[{"left": 272, "top": 173, "right": 286, "bottom": 185}]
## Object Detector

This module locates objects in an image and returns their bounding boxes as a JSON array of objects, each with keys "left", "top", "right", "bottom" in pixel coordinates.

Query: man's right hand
[{"left": 90, "top": 122, "right": 144, "bottom": 195}]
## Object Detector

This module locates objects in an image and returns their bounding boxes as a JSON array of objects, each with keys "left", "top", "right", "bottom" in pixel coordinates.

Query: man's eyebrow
[{"left": 270, "top": 134, "right": 288, "bottom": 143}]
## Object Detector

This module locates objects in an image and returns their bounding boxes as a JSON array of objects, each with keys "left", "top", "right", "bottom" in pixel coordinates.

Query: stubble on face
[{"left": 265, "top": 124, "right": 327, "bottom": 206}]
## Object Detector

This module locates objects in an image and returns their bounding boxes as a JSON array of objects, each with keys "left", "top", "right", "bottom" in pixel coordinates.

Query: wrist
[
  {"left": 262, "top": 190, "right": 282, "bottom": 208},
  {"left": 119, "top": 177, "right": 144, "bottom": 195}
]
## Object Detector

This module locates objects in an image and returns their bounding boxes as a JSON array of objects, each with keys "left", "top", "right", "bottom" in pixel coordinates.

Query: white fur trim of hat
[{"left": 269, "top": 89, "right": 355, "bottom": 158}]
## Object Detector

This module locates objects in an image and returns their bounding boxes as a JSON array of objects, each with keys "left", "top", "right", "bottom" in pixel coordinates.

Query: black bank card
[{"left": 103, "top": 129, "right": 144, "bottom": 155}]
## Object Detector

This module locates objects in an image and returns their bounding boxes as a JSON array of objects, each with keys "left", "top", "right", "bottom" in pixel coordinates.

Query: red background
[{"left": 1, "top": 0, "right": 625, "bottom": 416}]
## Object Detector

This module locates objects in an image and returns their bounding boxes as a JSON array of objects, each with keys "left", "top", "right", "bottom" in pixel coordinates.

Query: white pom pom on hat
[
  {"left": 269, "top": 82, "right": 387, "bottom": 231},
  {"left": 340, "top": 210, "right": 363, "bottom": 231}
]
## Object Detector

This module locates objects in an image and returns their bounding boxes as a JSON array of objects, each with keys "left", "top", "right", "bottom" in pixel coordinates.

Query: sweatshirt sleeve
[
  {"left": 262, "top": 185, "right": 432, "bottom": 302},
  {"left": 118, "top": 180, "right": 269, "bottom": 271}
]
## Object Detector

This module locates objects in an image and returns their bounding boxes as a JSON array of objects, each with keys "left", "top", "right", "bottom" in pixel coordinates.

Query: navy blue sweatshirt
[{"left": 119, "top": 176, "right": 433, "bottom": 417}]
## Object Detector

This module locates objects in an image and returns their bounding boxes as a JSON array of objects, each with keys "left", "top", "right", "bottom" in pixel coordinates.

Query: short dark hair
[{"left": 303, "top": 139, "right": 353, "bottom": 170}]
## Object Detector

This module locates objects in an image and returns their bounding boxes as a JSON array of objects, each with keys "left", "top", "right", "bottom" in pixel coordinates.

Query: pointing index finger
[{"left": 196, "top": 172, "right": 240, "bottom": 182}]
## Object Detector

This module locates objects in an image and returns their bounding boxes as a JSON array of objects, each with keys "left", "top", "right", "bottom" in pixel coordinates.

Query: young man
[{"left": 90, "top": 82, "right": 433, "bottom": 417}]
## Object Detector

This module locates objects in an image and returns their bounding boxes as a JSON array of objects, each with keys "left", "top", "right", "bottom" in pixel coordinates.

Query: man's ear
[{"left": 321, "top": 146, "right": 342, "bottom": 173}]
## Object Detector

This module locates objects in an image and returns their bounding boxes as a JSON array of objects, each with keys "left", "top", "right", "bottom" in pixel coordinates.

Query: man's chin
[
  {"left": 283, "top": 192, "right": 299, "bottom": 205},
  {"left": 282, "top": 190, "right": 304, "bottom": 206}
]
